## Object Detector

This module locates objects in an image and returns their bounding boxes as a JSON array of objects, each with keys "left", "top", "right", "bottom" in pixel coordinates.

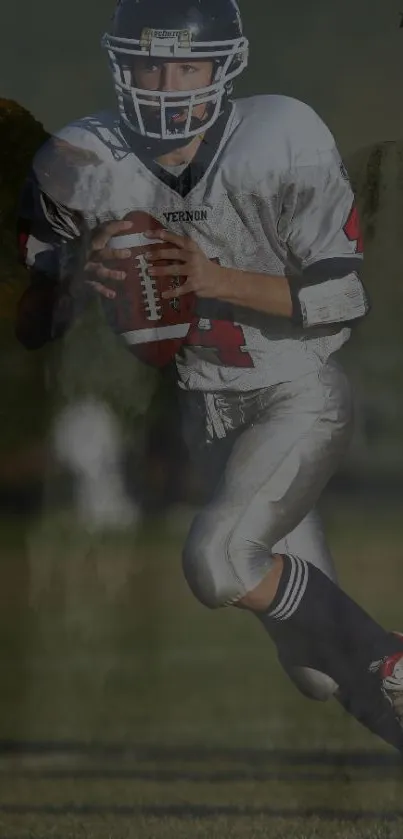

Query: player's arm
[
  {"left": 153, "top": 146, "right": 368, "bottom": 326},
  {"left": 218, "top": 270, "right": 293, "bottom": 319},
  {"left": 15, "top": 172, "right": 132, "bottom": 349},
  {"left": 219, "top": 149, "right": 368, "bottom": 327},
  {"left": 149, "top": 230, "right": 295, "bottom": 317},
  {"left": 15, "top": 169, "right": 87, "bottom": 349}
]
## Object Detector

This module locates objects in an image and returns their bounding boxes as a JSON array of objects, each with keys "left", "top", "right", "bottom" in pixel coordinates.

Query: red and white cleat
[{"left": 371, "top": 634, "right": 403, "bottom": 725}]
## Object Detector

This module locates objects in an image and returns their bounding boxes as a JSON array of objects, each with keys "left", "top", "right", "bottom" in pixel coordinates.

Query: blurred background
[{"left": 0, "top": 3, "right": 403, "bottom": 835}]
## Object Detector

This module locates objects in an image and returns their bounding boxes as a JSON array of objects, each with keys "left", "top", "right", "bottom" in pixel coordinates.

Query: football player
[{"left": 16, "top": 0, "right": 403, "bottom": 749}]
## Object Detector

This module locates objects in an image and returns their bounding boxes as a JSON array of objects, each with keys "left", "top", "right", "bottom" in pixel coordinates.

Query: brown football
[{"left": 105, "top": 211, "right": 196, "bottom": 367}]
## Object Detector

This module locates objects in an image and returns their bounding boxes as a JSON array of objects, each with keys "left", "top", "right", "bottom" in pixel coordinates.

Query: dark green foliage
[
  {"left": 0, "top": 99, "right": 50, "bottom": 321},
  {"left": 348, "top": 143, "right": 384, "bottom": 244},
  {"left": 362, "top": 145, "right": 383, "bottom": 219},
  {"left": 0, "top": 101, "right": 50, "bottom": 461},
  {"left": 0, "top": 98, "right": 49, "bottom": 257}
]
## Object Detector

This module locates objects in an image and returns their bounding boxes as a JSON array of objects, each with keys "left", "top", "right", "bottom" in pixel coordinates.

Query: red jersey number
[
  {"left": 185, "top": 319, "right": 254, "bottom": 368},
  {"left": 343, "top": 204, "right": 363, "bottom": 254},
  {"left": 184, "top": 255, "right": 254, "bottom": 368}
]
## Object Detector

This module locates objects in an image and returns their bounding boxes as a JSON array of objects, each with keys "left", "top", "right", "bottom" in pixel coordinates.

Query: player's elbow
[{"left": 297, "top": 273, "right": 371, "bottom": 328}]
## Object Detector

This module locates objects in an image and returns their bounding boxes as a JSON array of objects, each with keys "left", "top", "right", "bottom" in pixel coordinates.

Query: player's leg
[
  {"left": 180, "top": 386, "right": 340, "bottom": 700},
  {"left": 180, "top": 389, "right": 339, "bottom": 702},
  {"left": 182, "top": 359, "right": 352, "bottom": 612},
  {"left": 270, "top": 509, "right": 403, "bottom": 749},
  {"left": 271, "top": 508, "right": 339, "bottom": 701},
  {"left": 181, "top": 362, "right": 403, "bottom": 746}
]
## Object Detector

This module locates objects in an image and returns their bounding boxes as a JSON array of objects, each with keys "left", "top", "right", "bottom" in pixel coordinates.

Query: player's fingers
[
  {"left": 148, "top": 263, "right": 187, "bottom": 277},
  {"left": 91, "top": 219, "right": 132, "bottom": 251},
  {"left": 145, "top": 229, "right": 194, "bottom": 250},
  {"left": 98, "top": 246, "right": 132, "bottom": 261},
  {"left": 102, "top": 219, "right": 133, "bottom": 238},
  {"left": 161, "top": 280, "right": 193, "bottom": 298},
  {"left": 85, "top": 261, "right": 126, "bottom": 281},
  {"left": 85, "top": 280, "right": 117, "bottom": 299}
]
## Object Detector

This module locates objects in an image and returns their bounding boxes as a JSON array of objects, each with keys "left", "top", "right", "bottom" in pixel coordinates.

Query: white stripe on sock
[
  {"left": 272, "top": 556, "right": 305, "bottom": 620},
  {"left": 269, "top": 555, "right": 299, "bottom": 619},
  {"left": 277, "top": 557, "right": 309, "bottom": 620}
]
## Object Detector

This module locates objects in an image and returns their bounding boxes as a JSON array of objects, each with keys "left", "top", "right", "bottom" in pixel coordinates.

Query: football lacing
[{"left": 136, "top": 254, "right": 162, "bottom": 321}]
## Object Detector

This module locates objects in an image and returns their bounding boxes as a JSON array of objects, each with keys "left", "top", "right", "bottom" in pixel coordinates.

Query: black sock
[
  {"left": 275, "top": 635, "right": 403, "bottom": 753},
  {"left": 259, "top": 554, "right": 402, "bottom": 684},
  {"left": 335, "top": 678, "right": 403, "bottom": 753},
  {"left": 257, "top": 554, "right": 403, "bottom": 753}
]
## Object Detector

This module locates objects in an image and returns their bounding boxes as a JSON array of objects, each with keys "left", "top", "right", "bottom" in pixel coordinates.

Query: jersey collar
[{"left": 125, "top": 101, "right": 235, "bottom": 198}]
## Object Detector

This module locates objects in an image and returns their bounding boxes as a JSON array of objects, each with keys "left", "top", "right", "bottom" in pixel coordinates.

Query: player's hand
[
  {"left": 145, "top": 229, "right": 227, "bottom": 299},
  {"left": 84, "top": 219, "right": 133, "bottom": 299}
]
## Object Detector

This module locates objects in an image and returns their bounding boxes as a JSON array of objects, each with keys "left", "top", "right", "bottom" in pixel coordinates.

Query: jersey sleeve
[
  {"left": 16, "top": 137, "right": 94, "bottom": 344},
  {"left": 17, "top": 166, "right": 83, "bottom": 287},
  {"left": 281, "top": 145, "right": 369, "bottom": 328}
]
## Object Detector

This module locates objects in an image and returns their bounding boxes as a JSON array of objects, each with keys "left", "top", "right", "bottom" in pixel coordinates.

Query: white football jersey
[{"left": 22, "top": 95, "right": 368, "bottom": 392}]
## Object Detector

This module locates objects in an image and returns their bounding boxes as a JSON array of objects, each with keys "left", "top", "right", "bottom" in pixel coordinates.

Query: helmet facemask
[{"left": 102, "top": 28, "right": 248, "bottom": 142}]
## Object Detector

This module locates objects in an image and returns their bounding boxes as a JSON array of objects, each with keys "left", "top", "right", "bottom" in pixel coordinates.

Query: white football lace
[
  {"left": 383, "top": 674, "right": 403, "bottom": 692},
  {"left": 136, "top": 254, "right": 162, "bottom": 322}
]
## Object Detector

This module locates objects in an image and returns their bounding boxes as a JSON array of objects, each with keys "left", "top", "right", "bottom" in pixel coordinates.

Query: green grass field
[{"left": 0, "top": 499, "right": 403, "bottom": 838}]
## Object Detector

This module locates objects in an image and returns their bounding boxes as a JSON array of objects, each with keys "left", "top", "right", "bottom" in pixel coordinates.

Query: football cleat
[{"left": 370, "top": 633, "right": 403, "bottom": 725}]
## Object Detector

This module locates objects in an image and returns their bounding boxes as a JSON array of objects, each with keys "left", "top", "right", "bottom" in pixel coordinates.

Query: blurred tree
[
  {"left": 0, "top": 102, "right": 50, "bottom": 507},
  {"left": 0, "top": 99, "right": 48, "bottom": 243},
  {"left": 0, "top": 99, "right": 49, "bottom": 317},
  {"left": 341, "top": 140, "right": 403, "bottom": 480}
]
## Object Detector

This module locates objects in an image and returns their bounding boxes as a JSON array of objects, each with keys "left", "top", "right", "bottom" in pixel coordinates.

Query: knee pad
[
  {"left": 182, "top": 522, "right": 241, "bottom": 609},
  {"left": 182, "top": 502, "right": 278, "bottom": 609}
]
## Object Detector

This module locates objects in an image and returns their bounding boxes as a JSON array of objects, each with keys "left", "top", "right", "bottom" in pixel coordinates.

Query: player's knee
[
  {"left": 182, "top": 505, "right": 280, "bottom": 609},
  {"left": 284, "top": 665, "right": 338, "bottom": 702},
  {"left": 182, "top": 520, "right": 243, "bottom": 609}
]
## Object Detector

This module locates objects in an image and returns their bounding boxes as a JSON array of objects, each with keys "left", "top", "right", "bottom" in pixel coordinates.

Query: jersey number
[
  {"left": 184, "top": 256, "right": 254, "bottom": 368},
  {"left": 343, "top": 204, "right": 363, "bottom": 253},
  {"left": 185, "top": 319, "right": 254, "bottom": 368}
]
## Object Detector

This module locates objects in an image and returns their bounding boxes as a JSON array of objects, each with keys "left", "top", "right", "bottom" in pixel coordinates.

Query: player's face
[{"left": 132, "top": 58, "right": 214, "bottom": 123}]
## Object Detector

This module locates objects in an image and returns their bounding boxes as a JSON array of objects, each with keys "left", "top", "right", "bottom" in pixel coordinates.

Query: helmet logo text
[{"left": 140, "top": 28, "right": 192, "bottom": 55}]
